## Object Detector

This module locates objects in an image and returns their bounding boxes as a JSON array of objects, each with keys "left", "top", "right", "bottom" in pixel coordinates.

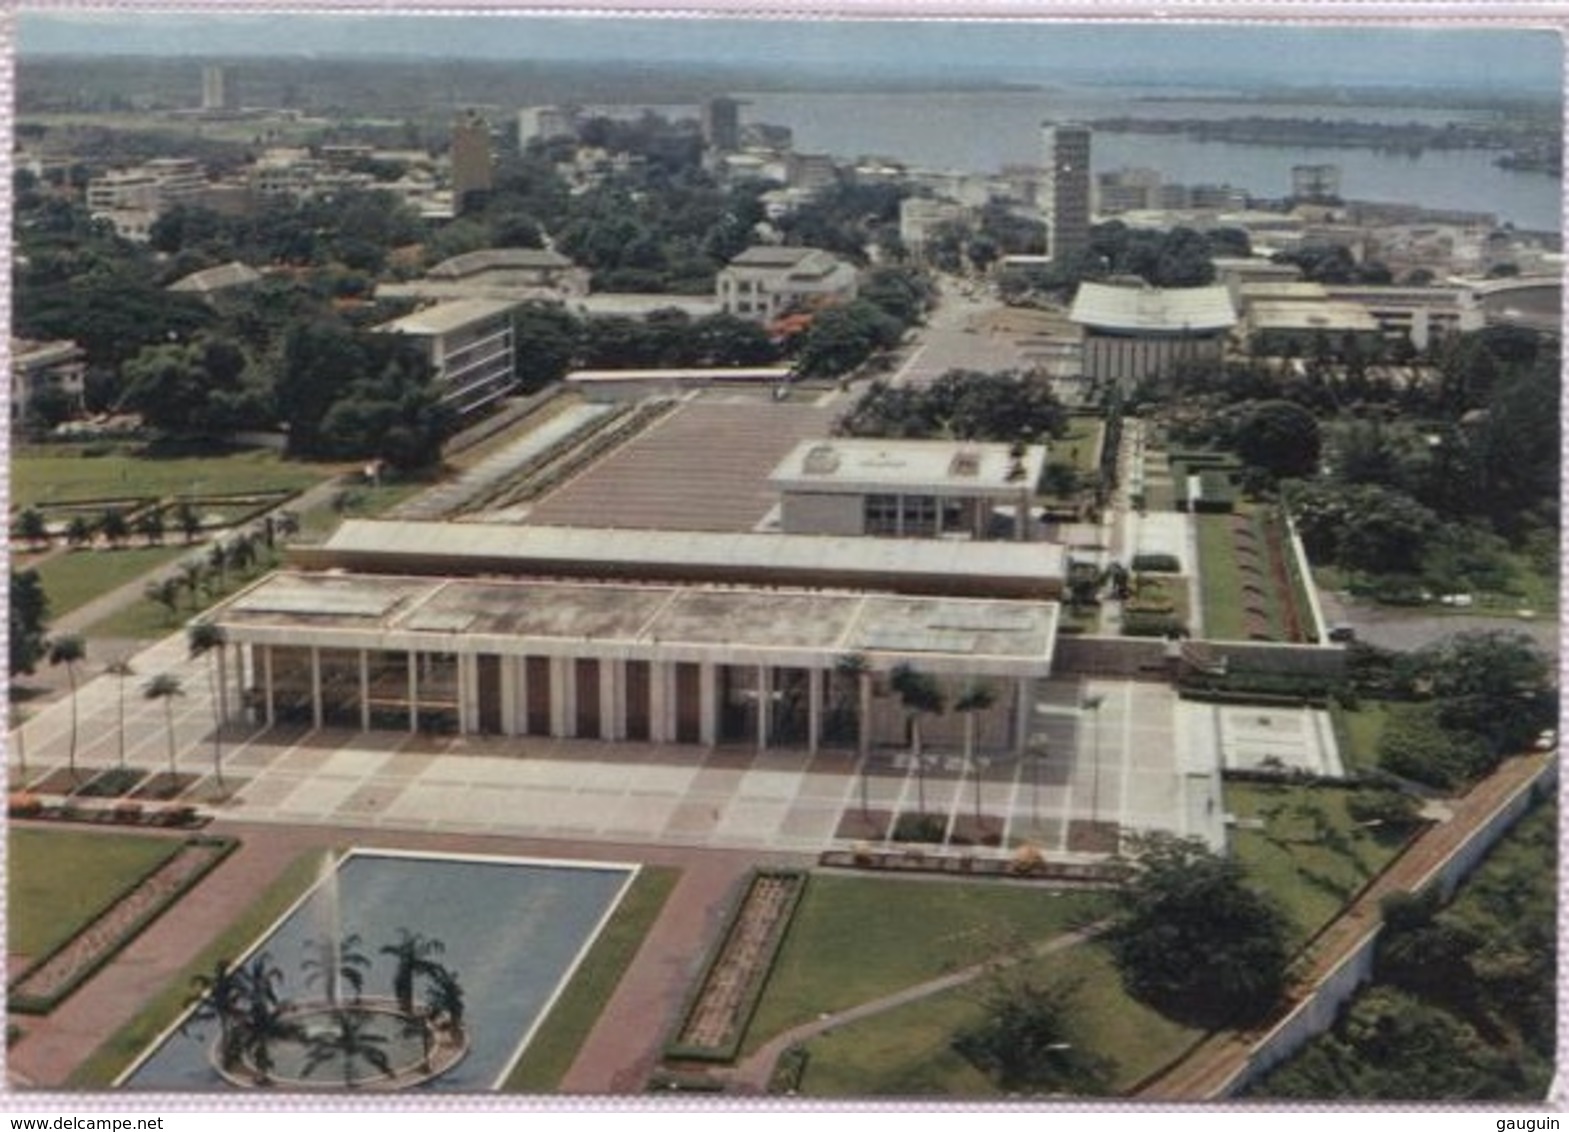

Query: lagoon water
[{"left": 740, "top": 87, "right": 1562, "bottom": 232}]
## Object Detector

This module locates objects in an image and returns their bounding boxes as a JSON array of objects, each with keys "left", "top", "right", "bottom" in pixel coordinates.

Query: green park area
[
  {"left": 23, "top": 546, "right": 190, "bottom": 617},
  {"left": 745, "top": 875, "right": 1109, "bottom": 1051},
  {"left": 792, "top": 944, "right": 1200, "bottom": 1096},
  {"left": 8, "top": 827, "right": 184, "bottom": 961},
  {"left": 1223, "top": 782, "right": 1410, "bottom": 943},
  {"left": 11, "top": 446, "right": 329, "bottom": 511},
  {"left": 733, "top": 875, "right": 1201, "bottom": 1095}
]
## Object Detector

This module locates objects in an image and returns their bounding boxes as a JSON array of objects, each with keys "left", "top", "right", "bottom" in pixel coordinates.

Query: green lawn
[
  {"left": 1057, "top": 417, "right": 1105, "bottom": 477},
  {"left": 503, "top": 866, "right": 679, "bottom": 1092},
  {"left": 22, "top": 545, "right": 190, "bottom": 617},
  {"left": 744, "top": 875, "right": 1110, "bottom": 1056},
  {"left": 7, "top": 827, "right": 185, "bottom": 960},
  {"left": 1331, "top": 700, "right": 1430, "bottom": 776},
  {"left": 794, "top": 944, "right": 1201, "bottom": 1097},
  {"left": 67, "top": 848, "right": 328, "bottom": 1088},
  {"left": 295, "top": 478, "right": 433, "bottom": 542},
  {"left": 84, "top": 549, "right": 283, "bottom": 640},
  {"left": 1195, "top": 512, "right": 1251, "bottom": 640},
  {"left": 1224, "top": 782, "right": 1410, "bottom": 944},
  {"left": 12, "top": 447, "right": 330, "bottom": 511}
]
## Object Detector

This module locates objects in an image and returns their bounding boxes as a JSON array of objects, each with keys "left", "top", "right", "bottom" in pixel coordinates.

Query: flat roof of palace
[
  {"left": 769, "top": 439, "right": 1049, "bottom": 495},
  {"left": 212, "top": 571, "right": 1059, "bottom": 673},
  {"left": 304, "top": 519, "right": 1067, "bottom": 584}
]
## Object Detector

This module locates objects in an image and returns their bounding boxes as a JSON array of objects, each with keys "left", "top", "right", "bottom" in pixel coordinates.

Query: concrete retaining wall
[{"left": 1220, "top": 755, "right": 1558, "bottom": 1096}]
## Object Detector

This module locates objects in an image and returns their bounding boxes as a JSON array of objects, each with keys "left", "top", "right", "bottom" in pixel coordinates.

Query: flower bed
[
  {"left": 664, "top": 869, "right": 807, "bottom": 1064},
  {"left": 8, "top": 836, "right": 235, "bottom": 1014}
]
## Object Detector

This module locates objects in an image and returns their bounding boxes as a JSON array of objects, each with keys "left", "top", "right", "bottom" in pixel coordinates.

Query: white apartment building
[{"left": 374, "top": 300, "right": 519, "bottom": 419}]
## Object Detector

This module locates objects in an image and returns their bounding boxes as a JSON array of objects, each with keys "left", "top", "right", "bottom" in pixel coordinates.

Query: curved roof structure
[{"left": 1069, "top": 282, "right": 1237, "bottom": 334}]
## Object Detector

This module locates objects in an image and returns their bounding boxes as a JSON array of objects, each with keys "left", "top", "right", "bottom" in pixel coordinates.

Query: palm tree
[
  {"left": 178, "top": 560, "right": 206, "bottom": 611},
  {"left": 16, "top": 506, "right": 49, "bottom": 552},
  {"left": 300, "top": 1008, "right": 394, "bottom": 1089},
  {"left": 65, "top": 513, "right": 94, "bottom": 549},
  {"left": 237, "top": 952, "right": 299, "bottom": 1086},
  {"left": 303, "top": 932, "right": 371, "bottom": 1007},
  {"left": 423, "top": 966, "right": 466, "bottom": 1044},
  {"left": 105, "top": 656, "right": 136, "bottom": 770},
  {"left": 379, "top": 930, "right": 447, "bottom": 1019},
  {"left": 47, "top": 634, "right": 87, "bottom": 780},
  {"left": 143, "top": 673, "right": 184, "bottom": 778},
  {"left": 134, "top": 507, "right": 165, "bottom": 547},
  {"left": 100, "top": 507, "right": 130, "bottom": 549},
  {"left": 182, "top": 958, "right": 252, "bottom": 1073},
  {"left": 188, "top": 621, "right": 228, "bottom": 791},
  {"left": 955, "top": 681, "right": 997, "bottom": 825},
  {"left": 889, "top": 663, "right": 945, "bottom": 816},
  {"left": 145, "top": 577, "right": 182, "bottom": 624},
  {"left": 176, "top": 500, "right": 202, "bottom": 544}
]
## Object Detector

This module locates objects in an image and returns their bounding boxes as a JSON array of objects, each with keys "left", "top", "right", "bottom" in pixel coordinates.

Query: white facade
[
  {"left": 374, "top": 300, "right": 519, "bottom": 418},
  {"left": 716, "top": 246, "right": 859, "bottom": 323}
]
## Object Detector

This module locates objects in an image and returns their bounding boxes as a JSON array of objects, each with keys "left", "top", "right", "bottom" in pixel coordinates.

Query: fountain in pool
[{"left": 201, "top": 852, "right": 470, "bottom": 1091}]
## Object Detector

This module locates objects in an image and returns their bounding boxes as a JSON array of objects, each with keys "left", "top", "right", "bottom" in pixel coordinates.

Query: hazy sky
[{"left": 18, "top": 8, "right": 1564, "bottom": 94}]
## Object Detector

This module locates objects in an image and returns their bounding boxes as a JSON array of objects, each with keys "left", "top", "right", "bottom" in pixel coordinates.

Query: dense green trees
[
  {"left": 1105, "top": 834, "right": 1293, "bottom": 1028},
  {"left": 1234, "top": 400, "right": 1321, "bottom": 481},
  {"left": 1254, "top": 803, "right": 1556, "bottom": 1100},
  {"left": 9, "top": 569, "right": 50, "bottom": 678},
  {"left": 837, "top": 369, "right": 1068, "bottom": 445},
  {"left": 952, "top": 973, "right": 1113, "bottom": 1095}
]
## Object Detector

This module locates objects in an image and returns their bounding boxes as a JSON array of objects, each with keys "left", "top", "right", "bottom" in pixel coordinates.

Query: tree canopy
[
  {"left": 837, "top": 369, "right": 1068, "bottom": 445},
  {"left": 1105, "top": 833, "right": 1293, "bottom": 1028}
]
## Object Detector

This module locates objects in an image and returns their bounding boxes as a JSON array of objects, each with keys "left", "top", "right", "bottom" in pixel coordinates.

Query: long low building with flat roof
[
  {"left": 288, "top": 519, "right": 1066, "bottom": 599},
  {"left": 204, "top": 570, "right": 1059, "bottom": 756}
]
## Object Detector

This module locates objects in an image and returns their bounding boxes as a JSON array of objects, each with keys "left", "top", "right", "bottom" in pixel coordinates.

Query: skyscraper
[
  {"left": 702, "top": 97, "right": 741, "bottom": 152},
  {"left": 1041, "top": 123, "right": 1092, "bottom": 263},
  {"left": 201, "top": 64, "right": 230, "bottom": 113},
  {"left": 450, "top": 112, "right": 494, "bottom": 213}
]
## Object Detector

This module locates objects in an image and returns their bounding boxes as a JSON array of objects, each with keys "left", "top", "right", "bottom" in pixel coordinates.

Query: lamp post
[{"left": 1081, "top": 693, "right": 1105, "bottom": 831}]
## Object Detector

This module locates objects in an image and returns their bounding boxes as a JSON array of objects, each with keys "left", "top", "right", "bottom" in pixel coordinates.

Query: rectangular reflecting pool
[{"left": 121, "top": 850, "right": 636, "bottom": 1092}]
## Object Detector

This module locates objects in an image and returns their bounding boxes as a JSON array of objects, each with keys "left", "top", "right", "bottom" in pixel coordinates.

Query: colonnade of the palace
[{"left": 220, "top": 643, "right": 1034, "bottom": 756}]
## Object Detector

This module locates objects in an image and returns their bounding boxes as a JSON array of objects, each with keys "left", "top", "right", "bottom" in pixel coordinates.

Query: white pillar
[
  {"left": 359, "top": 650, "right": 370, "bottom": 732},
  {"left": 699, "top": 662, "right": 717, "bottom": 746},
  {"left": 551, "top": 656, "right": 572, "bottom": 738},
  {"left": 310, "top": 647, "right": 323, "bottom": 730},
  {"left": 407, "top": 652, "right": 419, "bottom": 733},
  {"left": 808, "top": 667, "right": 823, "bottom": 756},
  {"left": 601, "top": 660, "right": 619, "bottom": 741},
  {"left": 262, "top": 645, "right": 275, "bottom": 727},
  {"left": 458, "top": 653, "right": 478, "bottom": 734},
  {"left": 650, "top": 662, "right": 671, "bottom": 742},
  {"left": 501, "top": 655, "right": 519, "bottom": 735}
]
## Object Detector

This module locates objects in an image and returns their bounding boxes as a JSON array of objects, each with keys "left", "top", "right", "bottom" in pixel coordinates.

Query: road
[
  {"left": 1316, "top": 588, "right": 1560, "bottom": 654},
  {"left": 889, "top": 276, "right": 1035, "bottom": 388}
]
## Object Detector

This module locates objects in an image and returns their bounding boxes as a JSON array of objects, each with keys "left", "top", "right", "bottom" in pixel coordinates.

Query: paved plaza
[{"left": 11, "top": 631, "right": 1233, "bottom": 858}]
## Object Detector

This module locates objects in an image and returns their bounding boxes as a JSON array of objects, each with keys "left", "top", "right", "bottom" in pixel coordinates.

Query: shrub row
[
  {"left": 1131, "top": 552, "right": 1181, "bottom": 574},
  {"left": 1121, "top": 612, "right": 1188, "bottom": 638}
]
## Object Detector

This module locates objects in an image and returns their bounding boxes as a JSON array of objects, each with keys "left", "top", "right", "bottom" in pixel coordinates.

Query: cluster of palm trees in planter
[
  {"left": 21, "top": 622, "right": 232, "bottom": 800},
  {"left": 876, "top": 663, "right": 998, "bottom": 836},
  {"left": 183, "top": 929, "right": 466, "bottom": 1089}
]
